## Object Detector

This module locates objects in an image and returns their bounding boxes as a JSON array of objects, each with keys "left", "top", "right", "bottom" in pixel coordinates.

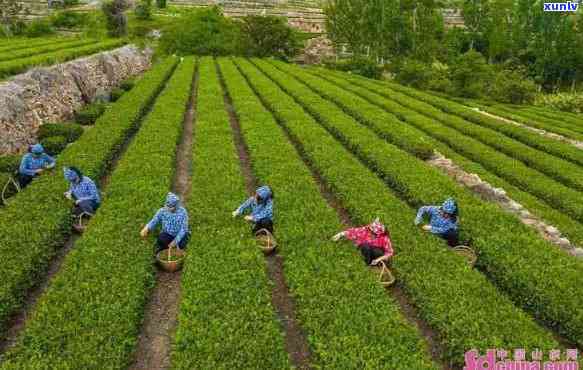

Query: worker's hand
[
  {"left": 64, "top": 191, "right": 72, "bottom": 200},
  {"left": 36, "top": 169, "right": 44, "bottom": 175},
  {"left": 232, "top": 210, "right": 238, "bottom": 218},
  {"left": 168, "top": 240, "right": 177, "bottom": 249},
  {"left": 244, "top": 215, "right": 253, "bottom": 222},
  {"left": 140, "top": 227, "right": 149, "bottom": 239},
  {"left": 331, "top": 231, "right": 345, "bottom": 242},
  {"left": 422, "top": 225, "right": 431, "bottom": 232}
]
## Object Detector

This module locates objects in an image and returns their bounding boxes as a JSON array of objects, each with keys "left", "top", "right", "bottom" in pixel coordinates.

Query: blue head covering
[
  {"left": 165, "top": 192, "right": 180, "bottom": 208},
  {"left": 256, "top": 186, "right": 272, "bottom": 201},
  {"left": 31, "top": 144, "right": 44, "bottom": 155},
  {"left": 63, "top": 167, "right": 80, "bottom": 183},
  {"left": 442, "top": 198, "right": 458, "bottom": 215}
]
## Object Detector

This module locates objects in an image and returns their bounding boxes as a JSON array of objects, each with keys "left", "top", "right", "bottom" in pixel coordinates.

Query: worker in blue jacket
[
  {"left": 18, "top": 144, "right": 56, "bottom": 189},
  {"left": 63, "top": 167, "right": 101, "bottom": 216},
  {"left": 141, "top": 192, "right": 190, "bottom": 254},
  {"left": 415, "top": 198, "right": 460, "bottom": 247},
  {"left": 233, "top": 185, "right": 274, "bottom": 235}
]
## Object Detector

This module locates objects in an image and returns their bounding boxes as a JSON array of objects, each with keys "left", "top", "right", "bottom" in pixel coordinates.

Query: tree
[
  {"left": 238, "top": 15, "right": 299, "bottom": 60},
  {"left": 0, "top": 0, "right": 27, "bottom": 36},
  {"left": 102, "top": 0, "right": 128, "bottom": 37}
]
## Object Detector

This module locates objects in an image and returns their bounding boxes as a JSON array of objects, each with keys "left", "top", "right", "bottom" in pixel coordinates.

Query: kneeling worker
[
  {"left": 332, "top": 218, "right": 394, "bottom": 266},
  {"left": 18, "top": 144, "right": 56, "bottom": 189},
  {"left": 63, "top": 167, "right": 101, "bottom": 216},
  {"left": 141, "top": 192, "right": 191, "bottom": 254}
]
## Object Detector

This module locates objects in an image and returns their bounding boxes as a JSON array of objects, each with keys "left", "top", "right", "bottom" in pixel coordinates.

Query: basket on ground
[
  {"left": 256, "top": 228, "right": 277, "bottom": 255},
  {"left": 156, "top": 246, "right": 185, "bottom": 272},
  {"left": 372, "top": 261, "right": 396, "bottom": 287},
  {"left": 453, "top": 245, "right": 477, "bottom": 267},
  {"left": 72, "top": 212, "right": 92, "bottom": 234}
]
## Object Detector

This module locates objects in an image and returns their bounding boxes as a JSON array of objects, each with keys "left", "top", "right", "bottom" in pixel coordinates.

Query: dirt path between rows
[
  {"left": 0, "top": 67, "right": 178, "bottom": 358},
  {"left": 217, "top": 61, "right": 312, "bottom": 370},
  {"left": 128, "top": 63, "right": 198, "bottom": 370}
]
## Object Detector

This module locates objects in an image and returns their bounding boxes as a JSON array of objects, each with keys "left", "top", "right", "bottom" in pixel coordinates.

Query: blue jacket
[
  {"left": 146, "top": 206, "right": 189, "bottom": 244},
  {"left": 69, "top": 176, "right": 100, "bottom": 204},
  {"left": 415, "top": 206, "right": 458, "bottom": 235},
  {"left": 19, "top": 153, "right": 55, "bottom": 176},
  {"left": 235, "top": 186, "right": 273, "bottom": 222}
]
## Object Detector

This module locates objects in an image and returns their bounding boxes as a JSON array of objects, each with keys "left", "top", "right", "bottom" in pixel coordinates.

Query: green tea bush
[
  {"left": 25, "top": 19, "right": 56, "bottom": 37},
  {"left": 37, "top": 122, "right": 84, "bottom": 143},
  {"left": 247, "top": 58, "right": 563, "bottom": 367},
  {"left": 172, "top": 57, "right": 291, "bottom": 369},
  {"left": 0, "top": 57, "right": 177, "bottom": 337},
  {"left": 325, "top": 57, "right": 382, "bottom": 79},
  {"left": 0, "top": 155, "right": 20, "bottom": 173},
  {"left": 50, "top": 10, "right": 88, "bottom": 29},
  {"left": 40, "top": 136, "right": 68, "bottom": 155},
  {"left": 224, "top": 58, "right": 439, "bottom": 368},
  {"left": 0, "top": 57, "right": 191, "bottom": 369},
  {"left": 75, "top": 103, "right": 106, "bottom": 125},
  {"left": 311, "top": 69, "right": 583, "bottom": 349},
  {"left": 110, "top": 87, "right": 124, "bottom": 101}
]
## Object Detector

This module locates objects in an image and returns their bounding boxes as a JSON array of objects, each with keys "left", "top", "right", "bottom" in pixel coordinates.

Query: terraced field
[
  {"left": 0, "top": 57, "right": 582, "bottom": 369},
  {"left": 0, "top": 37, "right": 126, "bottom": 79}
]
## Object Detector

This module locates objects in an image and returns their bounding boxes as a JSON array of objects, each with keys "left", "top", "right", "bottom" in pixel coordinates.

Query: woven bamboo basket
[
  {"left": 156, "top": 245, "right": 185, "bottom": 273},
  {"left": 453, "top": 245, "right": 477, "bottom": 267},
  {"left": 256, "top": 229, "right": 277, "bottom": 255},
  {"left": 373, "top": 261, "right": 396, "bottom": 287},
  {"left": 72, "top": 212, "right": 92, "bottom": 234}
]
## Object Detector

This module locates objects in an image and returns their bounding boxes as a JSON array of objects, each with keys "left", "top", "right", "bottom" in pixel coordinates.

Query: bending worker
[
  {"left": 332, "top": 218, "right": 394, "bottom": 266},
  {"left": 141, "top": 192, "right": 190, "bottom": 254},
  {"left": 63, "top": 167, "right": 101, "bottom": 216},
  {"left": 232, "top": 186, "right": 274, "bottom": 235},
  {"left": 18, "top": 144, "right": 55, "bottom": 189},
  {"left": 415, "top": 197, "right": 459, "bottom": 247}
]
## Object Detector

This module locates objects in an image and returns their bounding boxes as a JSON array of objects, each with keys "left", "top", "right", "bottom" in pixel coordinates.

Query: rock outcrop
[{"left": 0, "top": 45, "right": 152, "bottom": 155}]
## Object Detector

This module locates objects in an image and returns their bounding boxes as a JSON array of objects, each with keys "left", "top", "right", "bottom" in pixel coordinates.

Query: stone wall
[{"left": 0, "top": 45, "right": 152, "bottom": 155}]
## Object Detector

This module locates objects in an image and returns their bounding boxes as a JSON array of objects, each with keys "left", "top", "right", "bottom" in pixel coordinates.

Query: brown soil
[
  {"left": 216, "top": 60, "right": 312, "bottom": 370},
  {"left": 128, "top": 63, "right": 198, "bottom": 370}
]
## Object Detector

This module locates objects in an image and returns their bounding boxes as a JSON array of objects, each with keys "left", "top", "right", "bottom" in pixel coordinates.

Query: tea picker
[
  {"left": 415, "top": 198, "right": 477, "bottom": 267},
  {"left": 17, "top": 144, "right": 56, "bottom": 190},
  {"left": 331, "top": 218, "right": 396, "bottom": 287},
  {"left": 63, "top": 167, "right": 101, "bottom": 233},
  {"left": 141, "top": 192, "right": 191, "bottom": 253},
  {"left": 232, "top": 185, "right": 277, "bottom": 254}
]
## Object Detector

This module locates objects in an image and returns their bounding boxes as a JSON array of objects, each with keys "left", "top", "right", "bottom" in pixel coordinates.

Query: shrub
[
  {"left": 25, "top": 19, "right": 56, "bottom": 37},
  {"left": 51, "top": 10, "right": 88, "bottom": 29},
  {"left": 40, "top": 136, "right": 68, "bottom": 155},
  {"left": 156, "top": 0, "right": 166, "bottom": 8},
  {"left": 325, "top": 57, "right": 382, "bottom": 79},
  {"left": 134, "top": 0, "right": 152, "bottom": 21},
  {"left": 159, "top": 6, "right": 242, "bottom": 56},
  {"left": 0, "top": 155, "right": 20, "bottom": 173},
  {"left": 75, "top": 103, "right": 106, "bottom": 125},
  {"left": 394, "top": 59, "right": 431, "bottom": 89},
  {"left": 237, "top": 15, "right": 299, "bottom": 60},
  {"left": 110, "top": 87, "right": 124, "bottom": 102},
  {"left": 37, "top": 123, "right": 84, "bottom": 143},
  {"left": 448, "top": 49, "right": 493, "bottom": 98},
  {"left": 102, "top": 0, "right": 128, "bottom": 37},
  {"left": 120, "top": 79, "right": 135, "bottom": 91},
  {"left": 535, "top": 92, "right": 583, "bottom": 114},
  {"left": 489, "top": 69, "right": 537, "bottom": 104}
]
